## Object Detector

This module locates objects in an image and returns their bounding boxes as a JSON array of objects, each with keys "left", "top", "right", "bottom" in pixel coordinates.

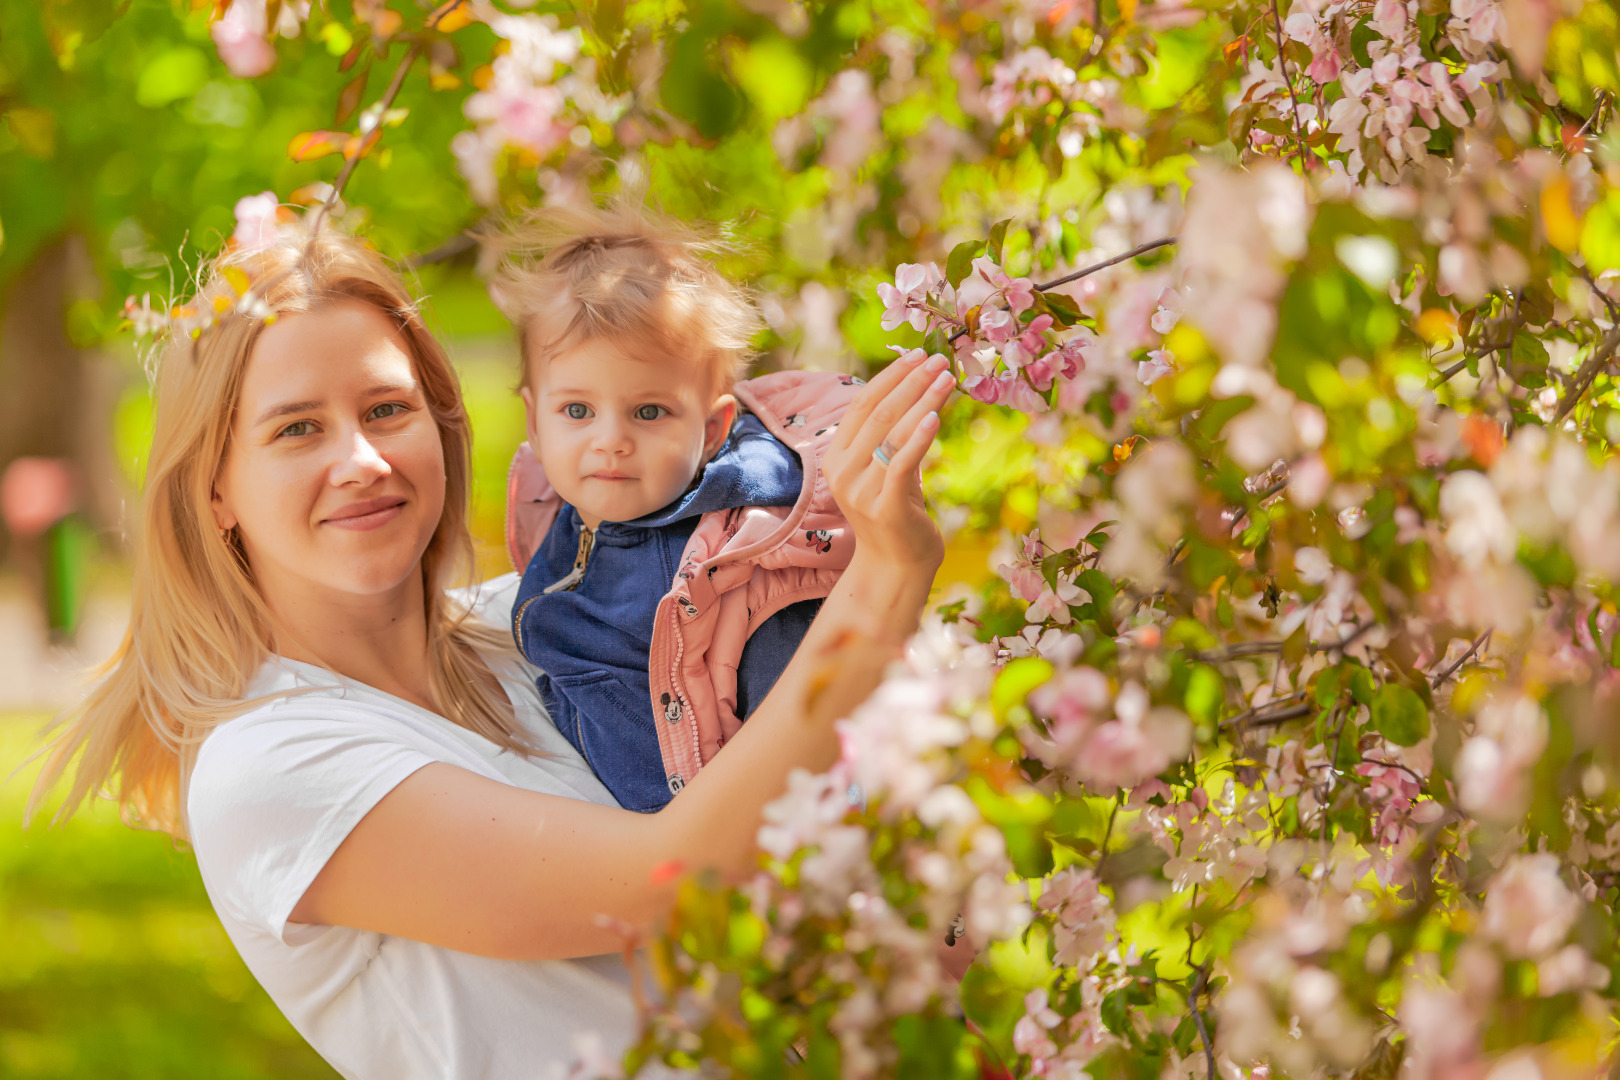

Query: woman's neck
[{"left": 262, "top": 569, "right": 441, "bottom": 714}]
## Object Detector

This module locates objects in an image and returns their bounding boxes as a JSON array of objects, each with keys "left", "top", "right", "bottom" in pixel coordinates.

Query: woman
[{"left": 31, "top": 228, "right": 949, "bottom": 1079}]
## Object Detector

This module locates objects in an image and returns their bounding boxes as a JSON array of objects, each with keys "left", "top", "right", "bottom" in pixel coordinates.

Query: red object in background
[{"left": 1, "top": 457, "right": 78, "bottom": 538}]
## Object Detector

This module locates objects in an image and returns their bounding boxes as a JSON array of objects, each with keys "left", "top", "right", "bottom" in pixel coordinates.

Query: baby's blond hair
[{"left": 488, "top": 200, "right": 762, "bottom": 392}]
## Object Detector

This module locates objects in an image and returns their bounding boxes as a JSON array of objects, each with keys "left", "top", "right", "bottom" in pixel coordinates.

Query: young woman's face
[{"left": 212, "top": 300, "right": 446, "bottom": 608}]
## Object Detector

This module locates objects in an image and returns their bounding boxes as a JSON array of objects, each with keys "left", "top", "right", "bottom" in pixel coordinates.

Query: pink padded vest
[{"left": 505, "top": 370, "right": 860, "bottom": 792}]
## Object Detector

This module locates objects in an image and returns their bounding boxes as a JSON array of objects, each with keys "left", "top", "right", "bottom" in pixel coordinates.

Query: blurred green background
[{"left": 0, "top": 719, "right": 339, "bottom": 1079}]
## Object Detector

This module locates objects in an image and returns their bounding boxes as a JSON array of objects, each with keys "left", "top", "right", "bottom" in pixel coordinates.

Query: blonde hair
[
  {"left": 487, "top": 200, "right": 763, "bottom": 392},
  {"left": 29, "top": 229, "right": 534, "bottom": 839}
]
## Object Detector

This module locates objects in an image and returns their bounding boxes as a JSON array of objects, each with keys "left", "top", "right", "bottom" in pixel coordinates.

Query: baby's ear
[{"left": 703, "top": 393, "right": 738, "bottom": 460}]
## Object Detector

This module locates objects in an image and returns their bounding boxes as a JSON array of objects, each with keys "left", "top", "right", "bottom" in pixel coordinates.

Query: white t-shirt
[{"left": 187, "top": 577, "right": 651, "bottom": 1080}]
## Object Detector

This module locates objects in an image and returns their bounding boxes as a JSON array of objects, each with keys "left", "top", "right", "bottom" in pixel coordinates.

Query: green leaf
[
  {"left": 1184, "top": 664, "right": 1224, "bottom": 723},
  {"left": 1350, "top": 667, "right": 1376, "bottom": 705},
  {"left": 946, "top": 240, "right": 983, "bottom": 289},
  {"left": 1038, "top": 289, "right": 1082, "bottom": 327},
  {"left": 136, "top": 47, "right": 208, "bottom": 108},
  {"left": 1512, "top": 333, "right": 1549, "bottom": 385},
  {"left": 1582, "top": 192, "right": 1620, "bottom": 272},
  {"left": 992, "top": 656, "right": 1055, "bottom": 718},
  {"left": 987, "top": 219, "right": 1011, "bottom": 264},
  {"left": 1370, "top": 683, "right": 1429, "bottom": 746},
  {"left": 1314, "top": 666, "right": 1343, "bottom": 708},
  {"left": 729, "top": 36, "right": 813, "bottom": 121}
]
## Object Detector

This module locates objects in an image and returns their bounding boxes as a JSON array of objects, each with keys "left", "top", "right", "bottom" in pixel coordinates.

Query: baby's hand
[{"left": 822, "top": 350, "right": 953, "bottom": 572}]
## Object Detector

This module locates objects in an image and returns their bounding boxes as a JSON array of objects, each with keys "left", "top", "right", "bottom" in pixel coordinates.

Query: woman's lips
[{"left": 323, "top": 498, "right": 407, "bottom": 531}]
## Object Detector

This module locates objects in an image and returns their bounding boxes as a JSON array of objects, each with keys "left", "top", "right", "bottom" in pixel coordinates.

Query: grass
[{"left": 0, "top": 718, "right": 338, "bottom": 1079}]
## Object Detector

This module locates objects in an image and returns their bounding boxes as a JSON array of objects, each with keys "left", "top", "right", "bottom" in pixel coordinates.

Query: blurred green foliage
[{"left": 0, "top": 718, "right": 339, "bottom": 1079}]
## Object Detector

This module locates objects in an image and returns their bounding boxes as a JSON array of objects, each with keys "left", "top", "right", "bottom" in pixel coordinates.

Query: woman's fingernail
[
  {"left": 925, "top": 354, "right": 949, "bottom": 371},
  {"left": 933, "top": 371, "right": 954, "bottom": 389},
  {"left": 924, "top": 411, "right": 939, "bottom": 427}
]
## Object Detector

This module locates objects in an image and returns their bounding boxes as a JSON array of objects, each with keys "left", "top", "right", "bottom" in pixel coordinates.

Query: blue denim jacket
[{"left": 511, "top": 415, "right": 821, "bottom": 812}]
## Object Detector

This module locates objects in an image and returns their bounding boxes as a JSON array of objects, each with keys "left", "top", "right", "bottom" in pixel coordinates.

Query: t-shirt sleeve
[{"left": 187, "top": 704, "right": 436, "bottom": 944}]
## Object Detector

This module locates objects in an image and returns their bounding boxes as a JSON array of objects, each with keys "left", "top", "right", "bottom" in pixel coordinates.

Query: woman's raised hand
[{"left": 823, "top": 349, "right": 954, "bottom": 573}]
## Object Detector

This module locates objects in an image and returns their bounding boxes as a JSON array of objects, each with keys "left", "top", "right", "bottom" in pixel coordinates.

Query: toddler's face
[{"left": 521, "top": 334, "right": 735, "bottom": 528}]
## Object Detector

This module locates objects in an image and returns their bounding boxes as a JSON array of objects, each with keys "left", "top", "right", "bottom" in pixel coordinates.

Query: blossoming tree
[{"left": 66, "top": 0, "right": 1620, "bottom": 1074}]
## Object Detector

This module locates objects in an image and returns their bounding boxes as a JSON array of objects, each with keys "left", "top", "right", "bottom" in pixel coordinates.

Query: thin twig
[
  {"left": 1430, "top": 628, "right": 1492, "bottom": 687},
  {"left": 1573, "top": 260, "right": 1620, "bottom": 321},
  {"left": 406, "top": 230, "right": 479, "bottom": 269},
  {"left": 1434, "top": 338, "right": 1512, "bottom": 386},
  {"left": 1226, "top": 700, "right": 1312, "bottom": 730},
  {"left": 1095, "top": 794, "right": 1121, "bottom": 879},
  {"left": 1034, "top": 236, "right": 1180, "bottom": 292},
  {"left": 1315, "top": 620, "right": 1376, "bottom": 656},
  {"left": 239, "top": 3, "right": 463, "bottom": 313},
  {"left": 946, "top": 236, "right": 1179, "bottom": 344},
  {"left": 1188, "top": 964, "right": 1218, "bottom": 1080},
  {"left": 1555, "top": 325, "right": 1620, "bottom": 421},
  {"left": 1268, "top": 0, "right": 1310, "bottom": 169},
  {"left": 1359, "top": 757, "right": 1427, "bottom": 787},
  {"left": 1193, "top": 641, "right": 1284, "bottom": 662},
  {"left": 307, "top": 40, "right": 424, "bottom": 239},
  {"left": 1564, "top": 89, "right": 1611, "bottom": 159}
]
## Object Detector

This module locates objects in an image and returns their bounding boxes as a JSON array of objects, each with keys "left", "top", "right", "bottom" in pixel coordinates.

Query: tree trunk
[{"left": 0, "top": 234, "right": 122, "bottom": 565}]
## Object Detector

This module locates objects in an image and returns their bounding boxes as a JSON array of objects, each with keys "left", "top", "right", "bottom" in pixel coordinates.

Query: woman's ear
[
  {"left": 211, "top": 483, "right": 238, "bottom": 533},
  {"left": 703, "top": 394, "right": 738, "bottom": 461}
]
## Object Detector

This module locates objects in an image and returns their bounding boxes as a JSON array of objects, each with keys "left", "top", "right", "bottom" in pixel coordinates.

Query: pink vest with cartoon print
[{"left": 504, "top": 369, "right": 860, "bottom": 794}]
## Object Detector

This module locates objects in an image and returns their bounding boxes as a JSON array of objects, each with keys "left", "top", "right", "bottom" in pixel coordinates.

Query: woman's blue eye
[
  {"left": 565, "top": 403, "right": 591, "bottom": 420},
  {"left": 635, "top": 404, "right": 666, "bottom": 421}
]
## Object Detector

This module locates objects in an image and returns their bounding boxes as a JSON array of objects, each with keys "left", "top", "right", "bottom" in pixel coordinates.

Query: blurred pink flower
[
  {"left": 211, "top": 1, "right": 276, "bottom": 78},
  {"left": 231, "top": 190, "right": 281, "bottom": 252},
  {"left": 1482, "top": 853, "right": 1580, "bottom": 959}
]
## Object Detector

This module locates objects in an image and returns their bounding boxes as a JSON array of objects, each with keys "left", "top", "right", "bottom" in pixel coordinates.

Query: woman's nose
[{"left": 330, "top": 429, "right": 393, "bottom": 485}]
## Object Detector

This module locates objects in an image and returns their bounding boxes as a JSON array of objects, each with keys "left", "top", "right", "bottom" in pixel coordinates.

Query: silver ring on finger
[{"left": 872, "top": 440, "right": 899, "bottom": 467}]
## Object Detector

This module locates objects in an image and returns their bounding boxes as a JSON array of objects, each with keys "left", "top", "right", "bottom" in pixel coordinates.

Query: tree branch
[
  {"left": 1554, "top": 324, "right": 1620, "bottom": 421},
  {"left": 1430, "top": 628, "right": 1491, "bottom": 688},
  {"left": 1572, "top": 259, "right": 1620, "bottom": 321},
  {"left": 1034, "top": 235, "right": 1180, "bottom": 292},
  {"left": 1268, "top": 0, "right": 1310, "bottom": 169},
  {"left": 1188, "top": 964, "right": 1218, "bottom": 1080},
  {"left": 406, "top": 230, "right": 479, "bottom": 269},
  {"left": 946, "top": 235, "right": 1179, "bottom": 344},
  {"left": 1224, "top": 698, "right": 1312, "bottom": 730}
]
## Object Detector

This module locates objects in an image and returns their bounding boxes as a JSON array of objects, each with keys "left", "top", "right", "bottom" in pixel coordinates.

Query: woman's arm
[{"left": 290, "top": 350, "right": 955, "bottom": 961}]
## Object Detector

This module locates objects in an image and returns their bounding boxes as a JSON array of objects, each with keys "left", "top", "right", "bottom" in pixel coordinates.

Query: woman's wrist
[{"left": 837, "top": 551, "right": 938, "bottom": 638}]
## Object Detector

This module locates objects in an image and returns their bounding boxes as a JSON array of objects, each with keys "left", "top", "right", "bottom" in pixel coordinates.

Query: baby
[{"left": 493, "top": 204, "right": 860, "bottom": 812}]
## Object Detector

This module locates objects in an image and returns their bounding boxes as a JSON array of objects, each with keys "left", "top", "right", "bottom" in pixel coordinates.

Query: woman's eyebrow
[
  {"left": 254, "top": 399, "right": 323, "bottom": 426},
  {"left": 252, "top": 383, "right": 418, "bottom": 426}
]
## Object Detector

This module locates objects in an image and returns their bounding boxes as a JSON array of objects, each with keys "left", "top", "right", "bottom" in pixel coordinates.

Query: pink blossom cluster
[
  {"left": 985, "top": 46, "right": 1078, "bottom": 124},
  {"left": 875, "top": 257, "right": 1092, "bottom": 415},
  {"left": 1023, "top": 671, "right": 1193, "bottom": 792},
  {"left": 450, "top": 12, "right": 607, "bottom": 206}
]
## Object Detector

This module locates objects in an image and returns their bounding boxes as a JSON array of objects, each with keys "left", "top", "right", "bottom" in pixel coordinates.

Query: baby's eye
[
  {"left": 565, "top": 403, "right": 592, "bottom": 420},
  {"left": 635, "top": 404, "right": 667, "bottom": 421},
  {"left": 278, "top": 420, "right": 316, "bottom": 439}
]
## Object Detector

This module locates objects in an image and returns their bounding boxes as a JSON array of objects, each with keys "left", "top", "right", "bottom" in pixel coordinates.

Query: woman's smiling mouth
[{"left": 323, "top": 496, "right": 408, "bottom": 530}]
